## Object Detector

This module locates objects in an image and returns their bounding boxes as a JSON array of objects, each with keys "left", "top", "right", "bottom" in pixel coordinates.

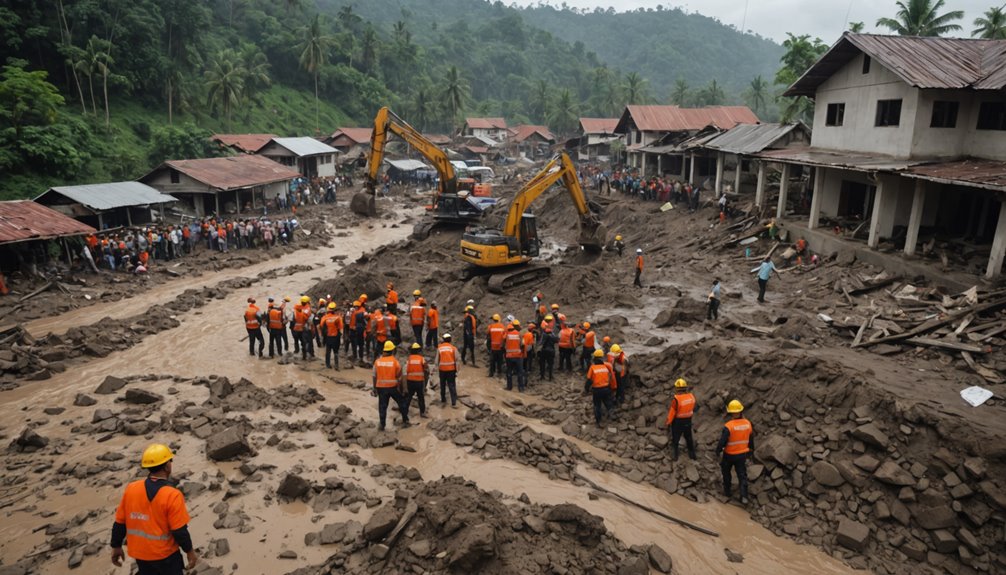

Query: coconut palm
[
  {"left": 550, "top": 89, "right": 578, "bottom": 136},
  {"left": 412, "top": 87, "right": 431, "bottom": 131},
  {"left": 299, "top": 14, "right": 332, "bottom": 133},
  {"left": 973, "top": 5, "right": 1006, "bottom": 38},
  {"left": 240, "top": 45, "right": 271, "bottom": 105},
  {"left": 669, "top": 78, "right": 689, "bottom": 106},
  {"left": 623, "top": 72, "right": 648, "bottom": 104},
  {"left": 530, "top": 79, "right": 550, "bottom": 124},
  {"left": 85, "top": 36, "right": 114, "bottom": 127},
  {"left": 849, "top": 21, "right": 866, "bottom": 32},
  {"left": 699, "top": 79, "right": 725, "bottom": 106},
  {"left": 745, "top": 76, "right": 769, "bottom": 115},
  {"left": 204, "top": 50, "right": 245, "bottom": 131},
  {"left": 442, "top": 65, "right": 468, "bottom": 135},
  {"left": 876, "top": 0, "right": 963, "bottom": 36}
]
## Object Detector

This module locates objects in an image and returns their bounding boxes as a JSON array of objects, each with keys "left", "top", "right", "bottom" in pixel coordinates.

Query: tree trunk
[
  {"left": 314, "top": 71, "right": 320, "bottom": 135},
  {"left": 72, "top": 67, "right": 87, "bottom": 114},
  {"left": 88, "top": 75, "right": 97, "bottom": 116},
  {"left": 103, "top": 71, "right": 109, "bottom": 128}
]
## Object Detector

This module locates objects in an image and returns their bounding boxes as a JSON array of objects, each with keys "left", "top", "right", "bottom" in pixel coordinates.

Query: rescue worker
[
  {"left": 461, "top": 305, "right": 478, "bottom": 366},
  {"left": 578, "top": 322, "right": 596, "bottom": 371},
  {"left": 504, "top": 320, "right": 526, "bottom": 392},
  {"left": 369, "top": 307, "right": 387, "bottom": 361},
  {"left": 291, "top": 296, "right": 307, "bottom": 353},
  {"left": 523, "top": 323, "right": 536, "bottom": 382},
  {"left": 634, "top": 248, "right": 644, "bottom": 288},
  {"left": 532, "top": 293, "right": 547, "bottom": 325},
  {"left": 267, "top": 298, "right": 285, "bottom": 358},
  {"left": 707, "top": 279, "right": 721, "bottom": 320},
  {"left": 607, "top": 344, "right": 630, "bottom": 405},
  {"left": 350, "top": 300, "right": 366, "bottom": 362},
  {"left": 386, "top": 282, "right": 399, "bottom": 315},
  {"left": 601, "top": 336, "right": 612, "bottom": 355},
  {"left": 110, "top": 444, "right": 199, "bottom": 574},
  {"left": 716, "top": 400, "right": 754, "bottom": 505},
  {"left": 403, "top": 342, "right": 429, "bottom": 419},
  {"left": 409, "top": 294, "right": 426, "bottom": 346},
  {"left": 486, "top": 314, "right": 506, "bottom": 378},
  {"left": 372, "top": 341, "right": 407, "bottom": 431},
  {"left": 425, "top": 302, "right": 440, "bottom": 350},
  {"left": 540, "top": 312, "right": 555, "bottom": 336},
  {"left": 244, "top": 297, "right": 264, "bottom": 357},
  {"left": 293, "top": 297, "right": 315, "bottom": 360},
  {"left": 557, "top": 321, "right": 576, "bottom": 372},
  {"left": 385, "top": 305, "right": 402, "bottom": 346},
  {"left": 613, "top": 234, "right": 624, "bottom": 256},
  {"left": 342, "top": 301, "right": 354, "bottom": 356},
  {"left": 314, "top": 298, "right": 327, "bottom": 348},
  {"left": 583, "top": 349, "right": 617, "bottom": 427},
  {"left": 321, "top": 302, "right": 343, "bottom": 370},
  {"left": 279, "top": 296, "right": 292, "bottom": 353},
  {"left": 436, "top": 333, "right": 460, "bottom": 407},
  {"left": 538, "top": 316, "right": 557, "bottom": 381},
  {"left": 664, "top": 379, "right": 696, "bottom": 461}
]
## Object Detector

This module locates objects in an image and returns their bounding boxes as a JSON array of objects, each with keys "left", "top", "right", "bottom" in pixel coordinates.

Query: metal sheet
[
  {"left": 211, "top": 134, "right": 276, "bottom": 153},
  {"left": 579, "top": 118, "right": 619, "bottom": 135},
  {"left": 38, "top": 182, "right": 177, "bottom": 212},
  {"left": 704, "top": 123, "right": 810, "bottom": 155},
  {"left": 144, "top": 155, "right": 301, "bottom": 192},
  {"left": 267, "top": 137, "right": 338, "bottom": 157},
  {"left": 0, "top": 200, "right": 95, "bottom": 244},
  {"left": 616, "top": 105, "right": 759, "bottom": 134}
]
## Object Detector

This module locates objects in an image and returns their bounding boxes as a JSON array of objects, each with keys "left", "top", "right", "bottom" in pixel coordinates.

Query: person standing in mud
[
  {"left": 634, "top": 248, "right": 644, "bottom": 288},
  {"left": 373, "top": 341, "right": 407, "bottom": 430},
  {"left": 266, "top": 299, "right": 285, "bottom": 358},
  {"left": 111, "top": 444, "right": 199, "bottom": 574},
  {"left": 321, "top": 302, "right": 343, "bottom": 370},
  {"left": 538, "top": 317, "right": 557, "bottom": 381},
  {"left": 754, "top": 256, "right": 780, "bottom": 303},
  {"left": 584, "top": 349, "right": 617, "bottom": 427},
  {"left": 243, "top": 297, "right": 264, "bottom": 357},
  {"left": 461, "top": 305, "right": 478, "bottom": 366},
  {"left": 664, "top": 379, "right": 696, "bottom": 461},
  {"left": 436, "top": 334, "right": 460, "bottom": 407},
  {"left": 350, "top": 300, "right": 367, "bottom": 362},
  {"left": 717, "top": 400, "right": 754, "bottom": 505},
  {"left": 486, "top": 313, "right": 506, "bottom": 378},
  {"left": 504, "top": 320, "right": 526, "bottom": 392},
  {"left": 403, "top": 342, "right": 429, "bottom": 419},
  {"left": 707, "top": 279, "right": 721, "bottom": 320}
]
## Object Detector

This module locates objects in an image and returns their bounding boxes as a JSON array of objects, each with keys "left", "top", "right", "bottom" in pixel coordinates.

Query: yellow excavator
[
  {"left": 459, "top": 151, "right": 607, "bottom": 293},
  {"left": 351, "top": 107, "right": 494, "bottom": 238}
]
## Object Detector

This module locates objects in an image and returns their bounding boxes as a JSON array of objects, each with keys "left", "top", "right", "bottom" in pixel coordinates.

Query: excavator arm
[{"left": 365, "top": 107, "right": 457, "bottom": 196}]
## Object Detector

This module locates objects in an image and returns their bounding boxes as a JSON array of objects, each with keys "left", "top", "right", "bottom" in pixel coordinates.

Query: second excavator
[{"left": 459, "top": 151, "right": 607, "bottom": 293}]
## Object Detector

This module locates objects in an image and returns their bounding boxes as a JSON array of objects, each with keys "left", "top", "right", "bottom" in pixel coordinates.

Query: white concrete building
[
  {"left": 463, "top": 118, "right": 509, "bottom": 142},
  {"left": 258, "top": 137, "right": 338, "bottom": 179}
]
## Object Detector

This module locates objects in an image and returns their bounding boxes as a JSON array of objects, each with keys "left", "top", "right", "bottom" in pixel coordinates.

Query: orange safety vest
[
  {"left": 406, "top": 354, "right": 427, "bottom": 382},
  {"left": 583, "top": 330, "right": 596, "bottom": 349},
  {"left": 267, "top": 307, "right": 284, "bottom": 330},
  {"left": 558, "top": 327, "right": 575, "bottom": 349},
  {"left": 114, "top": 479, "right": 190, "bottom": 561},
  {"left": 293, "top": 308, "right": 310, "bottom": 332},
  {"left": 385, "top": 313, "right": 398, "bottom": 333},
  {"left": 373, "top": 356, "right": 401, "bottom": 388},
  {"left": 541, "top": 319, "right": 554, "bottom": 333},
  {"left": 437, "top": 343, "right": 457, "bottom": 372},
  {"left": 410, "top": 304, "right": 425, "bottom": 326},
  {"left": 724, "top": 418, "right": 753, "bottom": 455},
  {"left": 504, "top": 330, "right": 523, "bottom": 359},
  {"left": 464, "top": 312, "right": 477, "bottom": 334},
  {"left": 665, "top": 392, "right": 696, "bottom": 425},
  {"left": 487, "top": 323, "right": 506, "bottom": 350},
  {"left": 322, "top": 312, "right": 343, "bottom": 336},
  {"left": 587, "top": 363, "right": 615, "bottom": 389},
  {"left": 350, "top": 306, "right": 366, "bottom": 330},
  {"left": 606, "top": 352, "right": 627, "bottom": 377},
  {"left": 636, "top": 255, "right": 644, "bottom": 271},
  {"left": 427, "top": 308, "right": 439, "bottom": 329},
  {"left": 244, "top": 305, "right": 260, "bottom": 329},
  {"left": 522, "top": 331, "right": 534, "bottom": 352},
  {"left": 370, "top": 311, "right": 387, "bottom": 340},
  {"left": 387, "top": 289, "right": 399, "bottom": 305}
]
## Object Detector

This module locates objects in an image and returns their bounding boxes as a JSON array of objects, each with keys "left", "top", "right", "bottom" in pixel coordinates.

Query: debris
[{"left": 960, "top": 386, "right": 994, "bottom": 407}]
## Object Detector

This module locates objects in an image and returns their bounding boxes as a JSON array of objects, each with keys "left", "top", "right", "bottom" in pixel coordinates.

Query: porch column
[
  {"left": 657, "top": 154, "right": 663, "bottom": 176},
  {"left": 714, "top": 152, "right": 724, "bottom": 194},
  {"left": 904, "top": 180, "right": 927, "bottom": 256},
  {"left": 215, "top": 193, "right": 220, "bottom": 216},
  {"left": 986, "top": 198, "right": 1006, "bottom": 279},
  {"left": 689, "top": 154, "right": 697, "bottom": 185},
  {"left": 808, "top": 166, "right": 825, "bottom": 230},
  {"left": 868, "top": 176, "right": 889, "bottom": 249},
  {"left": 755, "top": 161, "right": 766, "bottom": 208},
  {"left": 98, "top": 213, "right": 104, "bottom": 230},
  {"left": 679, "top": 155, "right": 686, "bottom": 179},
  {"left": 641, "top": 153, "right": 647, "bottom": 176},
  {"left": 776, "top": 163, "right": 791, "bottom": 220},
  {"left": 733, "top": 154, "right": 742, "bottom": 194}
]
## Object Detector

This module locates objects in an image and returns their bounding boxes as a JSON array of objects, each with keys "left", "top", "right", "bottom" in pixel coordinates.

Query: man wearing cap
[
  {"left": 111, "top": 444, "right": 199, "bottom": 574},
  {"left": 461, "top": 305, "right": 478, "bottom": 367},
  {"left": 373, "top": 341, "right": 407, "bottom": 430},
  {"left": 716, "top": 399, "right": 754, "bottom": 505},
  {"left": 664, "top": 378, "right": 697, "bottom": 461},
  {"left": 243, "top": 298, "right": 264, "bottom": 357},
  {"left": 404, "top": 342, "right": 430, "bottom": 419},
  {"left": 634, "top": 248, "right": 644, "bottom": 288},
  {"left": 436, "top": 334, "right": 460, "bottom": 407}
]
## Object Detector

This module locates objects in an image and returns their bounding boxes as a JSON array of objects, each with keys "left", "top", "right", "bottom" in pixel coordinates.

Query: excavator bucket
[
  {"left": 578, "top": 219, "right": 607, "bottom": 251},
  {"left": 350, "top": 190, "right": 377, "bottom": 217}
]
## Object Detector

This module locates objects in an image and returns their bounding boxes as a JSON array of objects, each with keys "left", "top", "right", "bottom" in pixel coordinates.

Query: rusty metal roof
[
  {"left": 905, "top": 159, "right": 1006, "bottom": 191},
  {"left": 0, "top": 200, "right": 96, "bottom": 244},
  {"left": 423, "top": 133, "right": 452, "bottom": 145},
  {"left": 144, "top": 155, "right": 301, "bottom": 192},
  {"left": 580, "top": 118, "right": 619, "bottom": 134},
  {"left": 512, "top": 125, "right": 555, "bottom": 143},
  {"left": 755, "top": 147, "right": 923, "bottom": 172},
  {"left": 615, "top": 105, "right": 759, "bottom": 134},
  {"left": 787, "top": 33, "right": 1006, "bottom": 97},
  {"left": 327, "top": 128, "right": 373, "bottom": 145},
  {"left": 211, "top": 134, "right": 277, "bottom": 153},
  {"left": 704, "top": 123, "right": 811, "bottom": 155},
  {"left": 465, "top": 117, "right": 508, "bottom": 130}
]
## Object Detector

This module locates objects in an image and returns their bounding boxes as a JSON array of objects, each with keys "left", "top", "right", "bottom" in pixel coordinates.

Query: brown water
[{"left": 0, "top": 213, "right": 855, "bottom": 575}]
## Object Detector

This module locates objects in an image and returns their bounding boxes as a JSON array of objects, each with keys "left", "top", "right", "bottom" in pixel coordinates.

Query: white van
[{"left": 466, "top": 166, "right": 495, "bottom": 182}]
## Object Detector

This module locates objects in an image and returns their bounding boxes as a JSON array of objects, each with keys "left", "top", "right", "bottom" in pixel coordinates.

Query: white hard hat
[{"left": 636, "top": 248, "right": 643, "bottom": 254}]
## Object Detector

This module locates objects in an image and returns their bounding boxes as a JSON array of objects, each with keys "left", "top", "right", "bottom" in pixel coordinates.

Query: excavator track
[{"left": 487, "top": 264, "right": 551, "bottom": 294}]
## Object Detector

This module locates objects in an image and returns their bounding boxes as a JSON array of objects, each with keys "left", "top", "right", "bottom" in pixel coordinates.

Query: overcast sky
[{"left": 514, "top": 0, "right": 996, "bottom": 44}]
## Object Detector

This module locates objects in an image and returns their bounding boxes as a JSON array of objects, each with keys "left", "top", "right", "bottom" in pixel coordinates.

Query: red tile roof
[
  {"left": 579, "top": 118, "right": 619, "bottom": 134},
  {"left": 424, "top": 134, "right": 452, "bottom": 145},
  {"left": 512, "top": 125, "right": 556, "bottom": 143},
  {"left": 147, "top": 155, "right": 301, "bottom": 191},
  {"left": 617, "top": 105, "right": 759, "bottom": 133},
  {"left": 211, "top": 134, "right": 277, "bottom": 154},
  {"left": 465, "top": 117, "right": 508, "bottom": 130},
  {"left": 328, "top": 128, "right": 373, "bottom": 145},
  {"left": 0, "top": 200, "right": 95, "bottom": 244}
]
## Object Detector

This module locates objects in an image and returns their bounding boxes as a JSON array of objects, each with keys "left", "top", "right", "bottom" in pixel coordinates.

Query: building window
[
  {"left": 875, "top": 99, "right": 902, "bottom": 127},
  {"left": 862, "top": 55, "right": 871, "bottom": 74},
  {"left": 930, "top": 101, "right": 959, "bottom": 128},
  {"left": 635, "top": 131, "right": 641, "bottom": 144},
  {"left": 976, "top": 102, "right": 1006, "bottom": 131},
  {"left": 170, "top": 170, "right": 179, "bottom": 184},
  {"left": 825, "top": 103, "right": 845, "bottom": 126}
]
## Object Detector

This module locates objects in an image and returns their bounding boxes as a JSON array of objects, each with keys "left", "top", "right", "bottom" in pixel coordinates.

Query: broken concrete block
[
  {"left": 836, "top": 517, "right": 870, "bottom": 552},
  {"left": 205, "top": 426, "right": 251, "bottom": 461}
]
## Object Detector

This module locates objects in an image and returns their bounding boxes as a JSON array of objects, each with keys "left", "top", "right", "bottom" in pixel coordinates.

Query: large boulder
[
  {"left": 873, "top": 461, "right": 915, "bottom": 486},
  {"left": 363, "top": 503, "right": 400, "bottom": 542},
  {"left": 94, "top": 375, "right": 127, "bottom": 395},
  {"left": 810, "top": 461, "right": 845, "bottom": 487},
  {"left": 755, "top": 435, "right": 799, "bottom": 468},
  {"left": 124, "top": 388, "right": 163, "bottom": 404},
  {"left": 276, "top": 474, "right": 311, "bottom": 499},
  {"left": 836, "top": 518, "right": 870, "bottom": 552},
  {"left": 205, "top": 426, "right": 252, "bottom": 461},
  {"left": 448, "top": 523, "right": 496, "bottom": 572},
  {"left": 10, "top": 427, "right": 48, "bottom": 452}
]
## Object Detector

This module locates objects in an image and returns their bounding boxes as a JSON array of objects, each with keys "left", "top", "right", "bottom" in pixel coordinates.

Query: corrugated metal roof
[
  {"left": 788, "top": 33, "right": 1006, "bottom": 97},
  {"left": 704, "top": 123, "right": 810, "bottom": 155},
  {"left": 211, "top": 134, "right": 276, "bottom": 153},
  {"left": 385, "top": 159, "right": 431, "bottom": 171},
  {"left": 467, "top": 135, "right": 500, "bottom": 147},
  {"left": 905, "top": 159, "right": 1006, "bottom": 192},
  {"left": 328, "top": 128, "right": 373, "bottom": 144},
  {"left": 512, "top": 125, "right": 556, "bottom": 143},
  {"left": 267, "top": 137, "right": 338, "bottom": 157},
  {"left": 756, "top": 147, "right": 923, "bottom": 172},
  {"left": 39, "top": 182, "right": 177, "bottom": 212},
  {"left": 616, "top": 105, "right": 759, "bottom": 134},
  {"left": 640, "top": 129, "right": 724, "bottom": 154},
  {"left": 146, "top": 155, "right": 301, "bottom": 191},
  {"left": 580, "top": 118, "right": 619, "bottom": 134},
  {"left": 465, "top": 117, "right": 508, "bottom": 130},
  {"left": 0, "top": 200, "right": 95, "bottom": 244}
]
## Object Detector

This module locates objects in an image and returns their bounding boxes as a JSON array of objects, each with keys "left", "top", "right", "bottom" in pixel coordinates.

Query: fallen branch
[
  {"left": 18, "top": 281, "right": 53, "bottom": 303},
  {"left": 904, "top": 337, "right": 985, "bottom": 353}
]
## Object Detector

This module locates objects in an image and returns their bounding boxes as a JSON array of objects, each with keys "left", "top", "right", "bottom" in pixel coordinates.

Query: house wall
[{"left": 964, "top": 94, "right": 1006, "bottom": 160}]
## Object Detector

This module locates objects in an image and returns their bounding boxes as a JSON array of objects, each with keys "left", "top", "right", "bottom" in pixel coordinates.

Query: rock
[
  {"left": 543, "top": 504, "right": 607, "bottom": 546},
  {"left": 851, "top": 423, "right": 889, "bottom": 449},
  {"left": 370, "top": 543, "right": 390, "bottom": 560},
  {"left": 448, "top": 523, "right": 496, "bottom": 572},
  {"left": 963, "top": 458, "right": 987, "bottom": 480},
  {"left": 724, "top": 548, "right": 744, "bottom": 563},
  {"left": 205, "top": 426, "right": 252, "bottom": 461},
  {"left": 647, "top": 544, "right": 673, "bottom": 573},
  {"left": 11, "top": 427, "right": 48, "bottom": 452},
  {"left": 836, "top": 517, "right": 871, "bottom": 552},
  {"left": 363, "top": 504, "right": 400, "bottom": 542},
  {"left": 523, "top": 516, "right": 546, "bottom": 534},
  {"left": 44, "top": 407, "right": 65, "bottom": 416},
  {"left": 73, "top": 394, "right": 97, "bottom": 407},
  {"left": 810, "top": 461, "right": 845, "bottom": 487},
  {"left": 67, "top": 547, "right": 83, "bottom": 569},
  {"left": 214, "top": 538, "right": 230, "bottom": 557},
  {"left": 92, "top": 409, "right": 114, "bottom": 422},
  {"left": 978, "top": 480, "right": 1006, "bottom": 510},
  {"left": 94, "top": 375, "right": 127, "bottom": 394},
  {"left": 873, "top": 461, "right": 915, "bottom": 486},
  {"left": 852, "top": 454, "right": 880, "bottom": 472},
  {"left": 319, "top": 522, "right": 347, "bottom": 545},
  {"left": 910, "top": 503, "right": 957, "bottom": 529},
  {"left": 124, "top": 388, "right": 163, "bottom": 404},
  {"left": 930, "top": 529, "right": 958, "bottom": 553},
  {"left": 209, "top": 377, "right": 233, "bottom": 399},
  {"left": 277, "top": 550, "right": 297, "bottom": 559},
  {"left": 0, "top": 566, "right": 28, "bottom": 575},
  {"left": 755, "top": 435, "right": 799, "bottom": 468},
  {"left": 408, "top": 539, "right": 431, "bottom": 557},
  {"left": 900, "top": 537, "right": 927, "bottom": 561},
  {"left": 277, "top": 474, "right": 311, "bottom": 499},
  {"left": 350, "top": 191, "right": 377, "bottom": 217}
]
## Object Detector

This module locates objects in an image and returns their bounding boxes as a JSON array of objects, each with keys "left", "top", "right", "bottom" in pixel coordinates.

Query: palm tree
[
  {"left": 530, "top": 79, "right": 550, "bottom": 124},
  {"left": 669, "top": 78, "right": 689, "bottom": 106},
  {"left": 973, "top": 5, "right": 1006, "bottom": 38},
  {"left": 204, "top": 50, "right": 245, "bottom": 131},
  {"left": 412, "top": 88, "right": 431, "bottom": 131},
  {"left": 299, "top": 14, "right": 332, "bottom": 133},
  {"left": 73, "top": 47, "right": 97, "bottom": 116},
  {"left": 85, "top": 36, "right": 113, "bottom": 128},
  {"left": 360, "top": 27, "right": 378, "bottom": 75},
  {"left": 876, "top": 0, "right": 963, "bottom": 36},
  {"left": 624, "top": 71, "right": 648, "bottom": 104},
  {"left": 240, "top": 45, "right": 271, "bottom": 105},
  {"left": 848, "top": 21, "right": 866, "bottom": 32},
  {"left": 549, "top": 89, "right": 578, "bottom": 136},
  {"left": 745, "top": 76, "right": 769, "bottom": 115},
  {"left": 442, "top": 65, "right": 468, "bottom": 135},
  {"left": 699, "top": 80, "right": 725, "bottom": 106}
]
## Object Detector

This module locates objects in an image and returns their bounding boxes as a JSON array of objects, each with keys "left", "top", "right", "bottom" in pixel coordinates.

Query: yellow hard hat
[
  {"left": 583, "top": 322, "right": 590, "bottom": 329},
  {"left": 544, "top": 314, "right": 553, "bottom": 321},
  {"left": 413, "top": 289, "right": 421, "bottom": 296},
  {"left": 615, "top": 235, "right": 622, "bottom": 241},
  {"left": 352, "top": 300, "right": 361, "bottom": 307},
  {"left": 360, "top": 294, "right": 368, "bottom": 301},
  {"left": 284, "top": 296, "right": 291, "bottom": 302},
  {"left": 410, "top": 342, "right": 421, "bottom": 350},
  {"left": 592, "top": 349, "right": 604, "bottom": 358},
  {"left": 674, "top": 378, "right": 688, "bottom": 388},
  {"left": 141, "top": 443, "right": 174, "bottom": 468},
  {"left": 551, "top": 304, "right": 559, "bottom": 310},
  {"left": 383, "top": 341, "right": 396, "bottom": 352},
  {"left": 328, "top": 302, "right": 337, "bottom": 310},
  {"left": 300, "top": 296, "right": 310, "bottom": 303},
  {"left": 610, "top": 344, "right": 621, "bottom": 353},
  {"left": 727, "top": 399, "right": 744, "bottom": 413},
  {"left": 512, "top": 319, "right": 520, "bottom": 327},
  {"left": 492, "top": 314, "right": 501, "bottom": 321},
  {"left": 465, "top": 305, "right": 473, "bottom": 311},
  {"left": 318, "top": 298, "right": 326, "bottom": 305}
]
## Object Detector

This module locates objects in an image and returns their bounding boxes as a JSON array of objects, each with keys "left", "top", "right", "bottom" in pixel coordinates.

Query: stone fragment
[
  {"left": 617, "top": 556, "right": 649, "bottom": 575},
  {"left": 647, "top": 544, "right": 673, "bottom": 573},
  {"left": 73, "top": 394, "right": 97, "bottom": 407},
  {"left": 448, "top": 523, "right": 496, "bottom": 572},
  {"left": 910, "top": 503, "right": 957, "bottom": 530},
  {"left": 11, "top": 427, "right": 48, "bottom": 452},
  {"left": 930, "top": 529, "right": 958, "bottom": 553},
  {"left": 836, "top": 518, "right": 870, "bottom": 552},
  {"left": 205, "top": 426, "right": 252, "bottom": 461},
  {"left": 363, "top": 504, "right": 400, "bottom": 542},
  {"left": 810, "top": 461, "right": 845, "bottom": 487},
  {"left": 873, "top": 461, "right": 915, "bottom": 486},
  {"left": 962, "top": 458, "right": 986, "bottom": 480},
  {"left": 124, "top": 388, "right": 163, "bottom": 404},
  {"left": 851, "top": 423, "right": 889, "bottom": 449},
  {"left": 755, "top": 435, "right": 799, "bottom": 468},
  {"left": 94, "top": 375, "right": 127, "bottom": 394},
  {"left": 319, "top": 522, "right": 347, "bottom": 545},
  {"left": 277, "top": 474, "right": 311, "bottom": 499},
  {"left": 852, "top": 455, "right": 880, "bottom": 472}
]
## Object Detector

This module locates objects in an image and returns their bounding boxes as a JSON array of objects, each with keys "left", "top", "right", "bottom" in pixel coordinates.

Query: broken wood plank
[
  {"left": 855, "top": 298, "right": 1006, "bottom": 348},
  {"left": 962, "top": 351, "right": 1003, "bottom": 384},
  {"left": 851, "top": 319, "right": 869, "bottom": 347},
  {"left": 848, "top": 275, "right": 903, "bottom": 296},
  {"left": 739, "top": 324, "right": 777, "bottom": 335},
  {"left": 17, "top": 281, "right": 53, "bottom": 303},
  {"left": 953, "top": 316, "right": 973, "bottom": 336},
  {"left": 904, "top": 337, "right": 985, "bottom": 353}
]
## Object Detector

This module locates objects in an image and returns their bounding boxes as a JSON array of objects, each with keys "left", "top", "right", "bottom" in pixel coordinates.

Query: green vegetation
[
  {"left": 973, "top": 6, "right": 1006, "bottom": 38},
  {"left": 876, "top": 0, "right": 964, "bottom": 36}
]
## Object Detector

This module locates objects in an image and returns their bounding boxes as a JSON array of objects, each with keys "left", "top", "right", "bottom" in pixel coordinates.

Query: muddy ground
[{"left": 0, "top": 181, "right": 1003, "bottom": 575}]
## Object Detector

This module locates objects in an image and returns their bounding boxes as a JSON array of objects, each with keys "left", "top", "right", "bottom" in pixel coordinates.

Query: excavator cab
[{"left": 518, "top": 214, "right": 540, "bottom": 258}]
